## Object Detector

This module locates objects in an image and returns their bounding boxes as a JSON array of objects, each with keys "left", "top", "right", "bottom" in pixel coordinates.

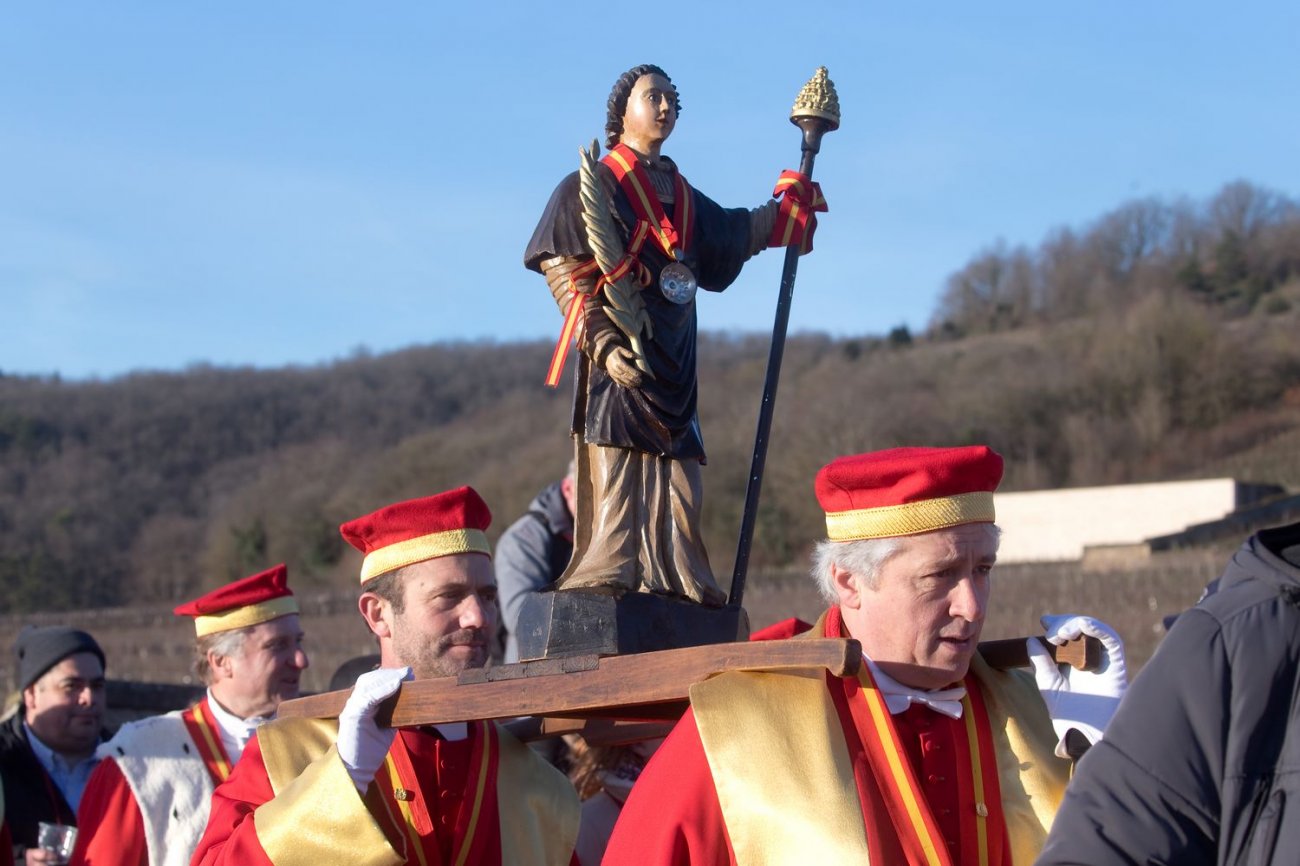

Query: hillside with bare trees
[{"left": 2, "top": 180, "right": 1299, "bottom": 616}]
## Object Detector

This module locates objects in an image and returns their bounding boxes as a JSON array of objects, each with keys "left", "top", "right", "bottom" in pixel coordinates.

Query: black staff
[{"left": 730, "top": 67, "right": 841, "bottom": 607}]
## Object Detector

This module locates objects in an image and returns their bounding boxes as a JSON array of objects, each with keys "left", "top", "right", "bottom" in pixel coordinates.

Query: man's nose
[
  {"left": 950, "top": 574, "right": 986, "bottom": 622},
  {"left": 292, "top": 647, "right": 309, "bottom": 670},
  {"left": 460, "top": 595, "right": 487, "bottom": 629}
]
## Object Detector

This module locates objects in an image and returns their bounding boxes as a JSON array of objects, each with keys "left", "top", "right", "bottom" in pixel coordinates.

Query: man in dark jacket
[
  {"left": 1037, "top": 520, "right": 1300, "bottom": 865},
  {"left": 496, "top": 467, "right": 576, "bottom": 663},
  {"left": 1, "top": 626, "right": 107, "bottom": 864}
]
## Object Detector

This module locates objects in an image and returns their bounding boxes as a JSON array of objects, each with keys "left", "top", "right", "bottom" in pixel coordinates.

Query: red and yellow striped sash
[
  {"left": 375, "top": 722, "right": 499, "bottom": 866},
  {"left": 181, "top": 698, "right": 233, "bottom": 785},
  {"left": 601, "top": 143, "right": 694, "bottom": 260},
  {"left": 543, "top": 219, "right": 653, "bottom": 388},
  {"left": 769, "top": 169, "right": 827, "bottom": 253},
  {"left": 846, "top": 667, "right": 1005, "bottom": 866}
]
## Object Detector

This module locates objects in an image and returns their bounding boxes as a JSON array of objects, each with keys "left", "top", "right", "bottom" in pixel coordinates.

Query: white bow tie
[{"left": 867, "top": 659, "right": 967, "bottom": 720}]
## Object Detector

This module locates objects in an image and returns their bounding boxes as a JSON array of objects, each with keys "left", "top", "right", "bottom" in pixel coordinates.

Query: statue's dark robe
[{"left": 524, "top": 160, "right": 753, "bottom": 461}]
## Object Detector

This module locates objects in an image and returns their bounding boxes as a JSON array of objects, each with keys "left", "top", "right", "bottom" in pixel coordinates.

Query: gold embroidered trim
[
  {"left": 359, "top": 529, "right": 491, "bottom": 582},
  {"left": 193, "top": 596, "right": 300, "bottom": 637},
  {"left": 825, "top": 491, "right": 995, "bottom": 540}
]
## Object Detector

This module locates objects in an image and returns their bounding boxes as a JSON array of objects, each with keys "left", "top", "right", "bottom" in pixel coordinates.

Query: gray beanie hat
[{"left": 15, "top": 626, "right": 106, "bottom": 691}]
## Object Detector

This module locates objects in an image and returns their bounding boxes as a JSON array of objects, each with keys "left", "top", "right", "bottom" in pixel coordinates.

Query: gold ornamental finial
[{"left": 790, "top": 66, "right": 841, "bottom": 131}]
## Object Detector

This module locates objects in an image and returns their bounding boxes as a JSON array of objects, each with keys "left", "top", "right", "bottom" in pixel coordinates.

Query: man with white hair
[
  {"left": 71, "top": 565, "right": 308, "bottom": 866},
  {"left": 605, "top": 445, "right": 1128, "bottom": 864}
]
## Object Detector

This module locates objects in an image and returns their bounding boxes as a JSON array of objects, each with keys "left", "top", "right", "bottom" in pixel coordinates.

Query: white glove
[
  {"left": 1026, "top": 614, "right": 1128, "bottom": 759},
  {"left": 337, "top": 666, "right": 411, "bottom": 792}
]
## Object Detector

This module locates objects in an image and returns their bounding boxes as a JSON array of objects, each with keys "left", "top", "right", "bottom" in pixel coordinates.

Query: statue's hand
[{"left": 603, "top": 346, "right": 645, "bottom": 389}]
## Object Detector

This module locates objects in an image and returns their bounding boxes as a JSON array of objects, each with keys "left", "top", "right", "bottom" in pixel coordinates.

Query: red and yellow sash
[
  {"left": 372, "top": 722, "right": 499, "bottom": 866},
  {"left": 845, "top": 666, "right": 1006, "bottom": 866},
  {"left": 769, "top": 169, "right": 827, "bottom": 254},
  {"left": 181, "top": 697, "right": 234, "bottom": 785},
  {"left": 544, "top": 144, "right": 691, "bottom": 388},
  {"left": 543, "top": 219, "right": 652, "bottom": 388},
  {"left": 601, "top": 143, "right": 694, "bottom": 261}
]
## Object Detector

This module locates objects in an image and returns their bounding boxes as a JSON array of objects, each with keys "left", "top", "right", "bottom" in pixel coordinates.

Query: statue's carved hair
[{"left": 605, "top": 64, "right": 681, "bottom": 151}]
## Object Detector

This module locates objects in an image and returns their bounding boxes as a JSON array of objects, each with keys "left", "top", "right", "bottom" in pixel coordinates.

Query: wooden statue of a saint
[{"left": 524, "top": 64, "right": 800, "bottom": 606}]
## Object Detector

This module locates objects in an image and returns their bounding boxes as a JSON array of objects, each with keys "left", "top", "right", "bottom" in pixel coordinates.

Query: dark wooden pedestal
[{"left": 514, "top": 588, "right": 750, "bottom": 661}]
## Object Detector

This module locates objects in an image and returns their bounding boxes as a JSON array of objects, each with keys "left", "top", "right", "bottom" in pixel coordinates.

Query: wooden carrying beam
[
  {"left": 278, "top": 634, "right": 1101, "bottom": 728},
  {"left": 279, "top": 639, "right": 861, "bottom": 727},
  {"left": 979, "top": 634, "right": 1101, "bottom": 672}
]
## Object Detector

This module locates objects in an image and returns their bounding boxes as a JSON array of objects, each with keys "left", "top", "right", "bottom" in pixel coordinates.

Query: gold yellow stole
[
  {"left": 254, "top": 718, "right": 577, "bottom": 866},
  {"left": 691, "top": 655, "right": 1068, "bottom": 866}
]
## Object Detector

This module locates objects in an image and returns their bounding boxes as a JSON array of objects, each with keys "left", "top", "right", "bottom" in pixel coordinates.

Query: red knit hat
[
  {"left": 815, "top": 446, "right": 1003, "bottom": 541},
  {"left": 340, "top": 486, "right": 493, "bottom": 584},
  {"left": 174, "top": 564, "right": 299, "bottom": 637}
]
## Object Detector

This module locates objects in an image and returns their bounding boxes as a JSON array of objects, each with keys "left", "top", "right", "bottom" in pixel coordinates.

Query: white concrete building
[{"left": 994, "top": 478, "right": 1275, "bottom": 563}]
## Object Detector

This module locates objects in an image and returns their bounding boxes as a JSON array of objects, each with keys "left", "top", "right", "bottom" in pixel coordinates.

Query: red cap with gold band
[
  {"left": 340, "top": 486, "right": 493, "bottom": 584},
  {"left": 815, "top": 446, "right": 1003, "bottom": 541},
  {"left": 174, "top": 564, "right": 300, "bottom": 637}
]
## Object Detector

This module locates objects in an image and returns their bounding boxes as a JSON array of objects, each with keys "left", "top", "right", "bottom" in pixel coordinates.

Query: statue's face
[{"left": 622, "top": 72, "right": 677, "bottom": 148}]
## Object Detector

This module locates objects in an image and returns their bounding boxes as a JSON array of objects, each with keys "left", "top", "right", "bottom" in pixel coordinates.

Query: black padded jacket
[{"left": 1037, "top": 522, "right": 1300, "bottom": 866}]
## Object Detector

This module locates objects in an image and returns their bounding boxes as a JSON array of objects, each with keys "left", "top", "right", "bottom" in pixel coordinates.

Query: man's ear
[
  {"left": 358, "top": 592, "right": 393, "bottom": 640},
  {"left": 830, "top": 562, "right": 863, "bottom": 610},
  {"left": 207, "top": 649, "right": 234, "bottom": 682}
]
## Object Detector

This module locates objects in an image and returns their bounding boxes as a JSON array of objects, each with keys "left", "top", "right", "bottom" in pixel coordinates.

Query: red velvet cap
[
  {"left": 174, "top": 563, "right": 299, "bottom": 637},
  {"left": 815, "top": 446, "right": 1003, "bottom": 540},
  {"left": 340, "top": 486, "right": 493, "bottom": 583}
]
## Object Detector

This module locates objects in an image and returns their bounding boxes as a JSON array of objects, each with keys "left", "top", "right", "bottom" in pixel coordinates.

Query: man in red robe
[
  {"left": 72, "top": 564, "right": 309, "bottom": 866},
  {"left": 191, "top": 486, "right": 579, "bottom": 866},
  {"left": 604, "top": 446, "right": 1129, "bottom": 865}
]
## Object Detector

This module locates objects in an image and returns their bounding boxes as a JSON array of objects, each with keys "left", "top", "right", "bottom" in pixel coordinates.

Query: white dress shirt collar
[
  {"left": 864, "top": 658, "right": 967, "bottom": 719},
  {"left": 206, "top": 690, "right": 273, "bottom": 765}
]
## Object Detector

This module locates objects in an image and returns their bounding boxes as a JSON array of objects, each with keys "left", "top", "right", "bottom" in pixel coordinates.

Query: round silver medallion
[{"left": 659, "top": 261, "right": 698, "bottom": 304}]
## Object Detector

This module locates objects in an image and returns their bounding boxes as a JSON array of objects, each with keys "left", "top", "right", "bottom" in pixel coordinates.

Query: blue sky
[{"left": 4, "top": 2, "right": 1298, "bottom": 379}]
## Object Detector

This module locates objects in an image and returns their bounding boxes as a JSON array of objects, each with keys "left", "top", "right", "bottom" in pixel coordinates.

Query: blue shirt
[{"left": 23, "top": 722, "right": 101, "bottom": 813}]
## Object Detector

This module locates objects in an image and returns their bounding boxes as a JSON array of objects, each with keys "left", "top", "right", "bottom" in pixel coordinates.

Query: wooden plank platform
[
  {"left": 277, "top": 634, "right": 1098, "bottom": 728},
  {"left": 279, "top": 638, "right": 860, "bottom": 726}
]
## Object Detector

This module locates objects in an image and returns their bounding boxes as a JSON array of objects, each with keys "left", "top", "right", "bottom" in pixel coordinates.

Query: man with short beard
[
  {"left": 71, "top": 564, "right": 307, "bottom": 866},
  {"left": 192, "top": 486, "right": 579, "bottom": 866}
]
